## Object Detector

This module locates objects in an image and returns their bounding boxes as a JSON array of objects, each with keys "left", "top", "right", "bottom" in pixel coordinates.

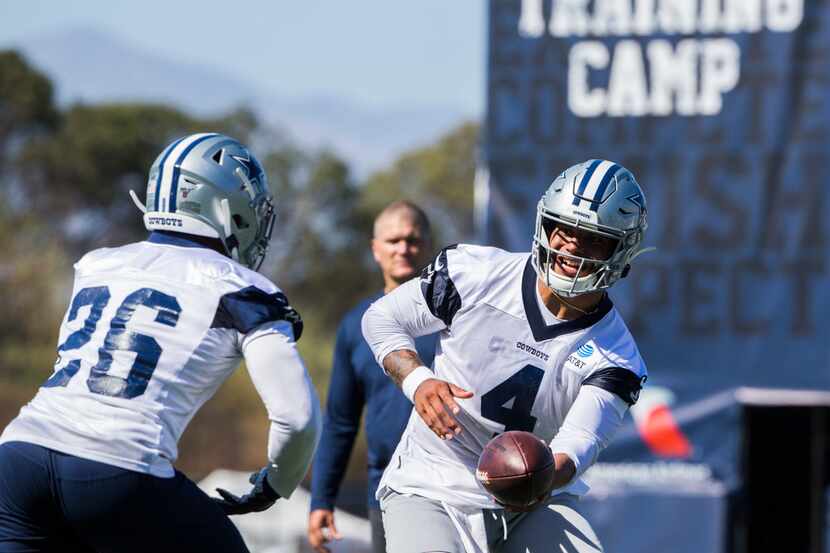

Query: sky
[{"left": 0, "top": 0, "right": 486, "bottom": 114}]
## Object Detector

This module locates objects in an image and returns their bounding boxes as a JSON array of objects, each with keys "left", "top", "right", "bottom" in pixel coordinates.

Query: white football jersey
[
  {"left": 375, "top": 244, "right": 647, "bottom": 509},
  {"left": 0, "top": 232, "right": 302, "bottom": 477}
]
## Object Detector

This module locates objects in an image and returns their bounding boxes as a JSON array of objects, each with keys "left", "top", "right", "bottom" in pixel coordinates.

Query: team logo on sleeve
[
  {"left": 420, "top": 256, "right": 442, "bottom": 282},
  {"left": 630, "top": 375, "right": 648, "bottom": 404}
]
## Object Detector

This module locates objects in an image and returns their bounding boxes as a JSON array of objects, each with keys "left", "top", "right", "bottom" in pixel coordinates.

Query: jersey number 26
[{"left": 43, "top": 286, "right": 181, "bottom": 399}]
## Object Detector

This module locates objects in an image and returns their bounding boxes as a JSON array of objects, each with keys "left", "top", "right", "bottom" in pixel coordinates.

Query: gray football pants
[
  {"left": 370, "top": 508, "right": 387, "bottom": 553},
  {"left": 380, "top": 490, "right": 602, "bottom": 553}
]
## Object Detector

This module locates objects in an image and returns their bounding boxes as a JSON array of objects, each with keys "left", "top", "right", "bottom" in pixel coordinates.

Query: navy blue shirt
[{"left": 309, "top": 293, "right": 437, "bottom": 512}]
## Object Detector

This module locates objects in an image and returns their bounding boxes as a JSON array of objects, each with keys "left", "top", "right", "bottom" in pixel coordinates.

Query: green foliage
[
  {"left": 361, "top": 121, "right": 479, "bottom": 246},
  {"left": 0, "top": 207, "right": 72, "bottom": 373},
  {"left": 16, "top": 103, "right": 259, "bottom": 252},
  {"left": 0, "top": 50, "right": 58, "bottom": 148},
  {"left": 0, "top": 208, "right": 73, "bottom": 426},
  {"left": 267, "top": 150, "right": 374, "bottom": 308},
  {"left": 178, "top": 365, "right": 271, "bottom": 477},
  {"left": 0, "top": 50, "right": 482, "bottom": 483}
]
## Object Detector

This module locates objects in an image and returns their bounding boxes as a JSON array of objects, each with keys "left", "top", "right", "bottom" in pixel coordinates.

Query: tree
[
  {"left": 0, "top": 52, "right": 66, "bottom": 387},
  {"left": 16, "top": 102, "right": 259, "bottom": 252},
  {"left": 0, "top": 50, "right": 58, "bottom": 153},
  {"left": 360, "top": 121, "right": 480, "bottom": 246},
  {"left": 19, "top": 104, "right": 255, "bottom": 251},
  {"left": 0, "top": 50, "right": 60, "bottom": 215}
]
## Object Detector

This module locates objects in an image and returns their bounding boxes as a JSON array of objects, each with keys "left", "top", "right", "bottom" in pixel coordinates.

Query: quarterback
[
  {"left": 0, "top": 134, "right": 321, "bottom": 553},
  {"left": 362, "top": 160, "right": 649, "bottom": 552}
]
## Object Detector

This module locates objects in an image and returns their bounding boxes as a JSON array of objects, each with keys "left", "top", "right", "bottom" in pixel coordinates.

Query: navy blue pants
[{"left": 0, "top": 441, "right": 249, "bottom": 553}]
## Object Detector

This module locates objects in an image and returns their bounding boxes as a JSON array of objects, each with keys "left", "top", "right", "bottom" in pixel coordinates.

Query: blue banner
[{"left": 484, "top": 1, "right": 830, "bottom": 549}]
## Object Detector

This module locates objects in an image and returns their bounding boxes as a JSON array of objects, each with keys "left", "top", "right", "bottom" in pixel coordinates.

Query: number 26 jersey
[
  {"left": 0, "top": 233, "right": 301, "bottom": 477},
  {"left": 370, "top": 244, "right": 647, "bottom": 509}
]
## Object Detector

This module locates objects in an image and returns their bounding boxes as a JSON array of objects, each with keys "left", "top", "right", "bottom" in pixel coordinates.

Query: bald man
[{"left": 308, "top": 201, "right": 438, "bottom": 553}]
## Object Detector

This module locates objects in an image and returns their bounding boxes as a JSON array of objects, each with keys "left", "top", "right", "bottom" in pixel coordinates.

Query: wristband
[{"left": 401, "top": 366, "right": 434, "bottom": 403}]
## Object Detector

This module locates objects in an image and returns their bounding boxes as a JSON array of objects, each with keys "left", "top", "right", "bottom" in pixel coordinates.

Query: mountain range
[{"left": 8, "top": 27, "right": 476, "bottom": 176}]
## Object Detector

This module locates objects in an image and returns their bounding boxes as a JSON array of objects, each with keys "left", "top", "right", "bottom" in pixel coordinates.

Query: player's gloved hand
[
  {"left": 413, "top": 378, "right": 473, "bottom": 440},
  {"left": 213, "top": 467, "right": 281, "bottom": 515}
]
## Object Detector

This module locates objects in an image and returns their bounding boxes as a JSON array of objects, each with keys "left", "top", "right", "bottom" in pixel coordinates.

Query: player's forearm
[
  {"left": 262, "top": 358, "right": 321, "bottom": 497},
  {"left": 549, "top": 385, "right": 627, "bottom": 481},
  {"left": 266, "top": 398, "right": 321, "bottom": 497},
  {"left": 382, "top": 349, "right": 426, "bottom": 387}
]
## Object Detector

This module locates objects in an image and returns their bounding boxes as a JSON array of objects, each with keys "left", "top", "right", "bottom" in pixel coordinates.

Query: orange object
[{"left": 637, "top": 404, "right": 693, "bottom": 458}]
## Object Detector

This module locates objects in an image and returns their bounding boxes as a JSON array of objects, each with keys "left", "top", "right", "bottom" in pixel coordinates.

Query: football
[{"left": 475, "top": 431, "right": 555, "bottom": 509}]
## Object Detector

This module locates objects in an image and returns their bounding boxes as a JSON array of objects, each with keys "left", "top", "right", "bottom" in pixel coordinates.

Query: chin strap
[
  {"left": 129, "top": 190, "right": 147, "bottom": 213},
  {"left": 219, "top": 198, "right": 241, "bottom": 263}
]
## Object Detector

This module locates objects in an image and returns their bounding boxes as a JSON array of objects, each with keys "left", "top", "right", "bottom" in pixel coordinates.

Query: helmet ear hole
[{"left": 232, "top": 214, "right": 249, "bottom": 229}]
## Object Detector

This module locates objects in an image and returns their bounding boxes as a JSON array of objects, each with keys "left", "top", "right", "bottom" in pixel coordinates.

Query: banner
[{"left": 484, "top": 0, "right": 830, "bottom": 548}]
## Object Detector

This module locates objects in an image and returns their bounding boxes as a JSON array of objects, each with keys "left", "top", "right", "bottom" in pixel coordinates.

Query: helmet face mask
[
  {"left": 245, "top": 193, "right": 275, "bottom": 271},
  {"left": 138, "top": 133, "right": 275, "bottom": 270},
  {"left": 532, "top": 159, "right": 648, "bottom": 297}
]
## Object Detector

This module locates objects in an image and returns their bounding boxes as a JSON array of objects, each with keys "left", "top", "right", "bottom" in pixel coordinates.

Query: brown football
[{"left": 475, "top": 431, "right": 555, "bottom": 509}]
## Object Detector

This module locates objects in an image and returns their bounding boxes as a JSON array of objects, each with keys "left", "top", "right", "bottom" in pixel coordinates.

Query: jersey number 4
[
  {"left": 43, "top": 286, "right": 181, "bottom": 399},
  {"left": 481, "top": 364, "right": 544, "bottom": 432}
]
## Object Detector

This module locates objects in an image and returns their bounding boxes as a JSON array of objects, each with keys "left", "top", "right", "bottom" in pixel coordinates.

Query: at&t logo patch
[{"left": 577, "top": 344, "right": 594, "bottom": 358}]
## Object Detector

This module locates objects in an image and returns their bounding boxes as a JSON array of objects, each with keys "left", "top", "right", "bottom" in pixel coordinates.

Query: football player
[
  {"left": 0, "top": 133, "right": 321, "bottom": 553},
  {"left": 362, "top": 160, "right": 649, "bottom": 552}
]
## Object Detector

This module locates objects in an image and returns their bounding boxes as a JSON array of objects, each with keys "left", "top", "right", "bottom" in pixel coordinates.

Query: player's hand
[
  {"left": 212, "top": 467, "right": 280, "bottom": 516},
  {"left": 413, "top": 378, "right": 473, "bottom": 440},
  {"left": 308, "top": 508, "right": 342, "bottom": 553}
]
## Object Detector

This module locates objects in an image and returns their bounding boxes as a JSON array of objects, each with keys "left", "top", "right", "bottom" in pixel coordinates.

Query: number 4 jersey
[
  {"left": 363, "top": 244, "right": 647, "bottom": 509},
  {"left": 0, "top": 232, "right": 302, "bottom": 477}
]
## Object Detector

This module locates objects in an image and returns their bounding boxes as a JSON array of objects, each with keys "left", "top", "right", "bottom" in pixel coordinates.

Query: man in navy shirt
[{"left": 308, "top": 201, "right": 437, "bottom": 553}]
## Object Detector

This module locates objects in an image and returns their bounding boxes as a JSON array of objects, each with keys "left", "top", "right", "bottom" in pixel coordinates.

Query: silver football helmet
[
  {"left": 130, "top": 133, "right": 275, "bottom": 270},
  {"left": 532, "top": 159, "right": 649, "bottom": 297}
]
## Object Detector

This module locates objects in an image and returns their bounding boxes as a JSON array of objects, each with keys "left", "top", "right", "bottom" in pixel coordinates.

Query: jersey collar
[
  {"left": 147, "top": 230, "right": 211, "bottom": 249},
  {"left": 521, "top": 256, "right": 613, "bottom": 342}
]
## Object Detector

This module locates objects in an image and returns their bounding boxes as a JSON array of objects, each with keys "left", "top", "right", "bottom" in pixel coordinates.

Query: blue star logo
[
  {"left": 626, "top": 191, "right": 645, "bottom": 210},
  {"left": 231, "top": 153, "right": 260, "bottom": 180}
]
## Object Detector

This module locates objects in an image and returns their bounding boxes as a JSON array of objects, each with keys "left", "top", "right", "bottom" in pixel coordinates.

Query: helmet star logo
[
  {"left": 626, "top": 191, "right": 645, "bottom": 210},
  {"left": 231, "top": 154, "right": 259, "bottom": 179}
]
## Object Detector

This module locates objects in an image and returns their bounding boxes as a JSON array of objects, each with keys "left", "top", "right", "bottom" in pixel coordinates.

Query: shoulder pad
[
  {"left": 419, "top": 244, "right": 519, "bottom": 326},
  {"left": 420, "top": 244, "right": 462, "bottom": 326},
  {"left": 211, "top": 286, "right": 303, "bottom": 340}
]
